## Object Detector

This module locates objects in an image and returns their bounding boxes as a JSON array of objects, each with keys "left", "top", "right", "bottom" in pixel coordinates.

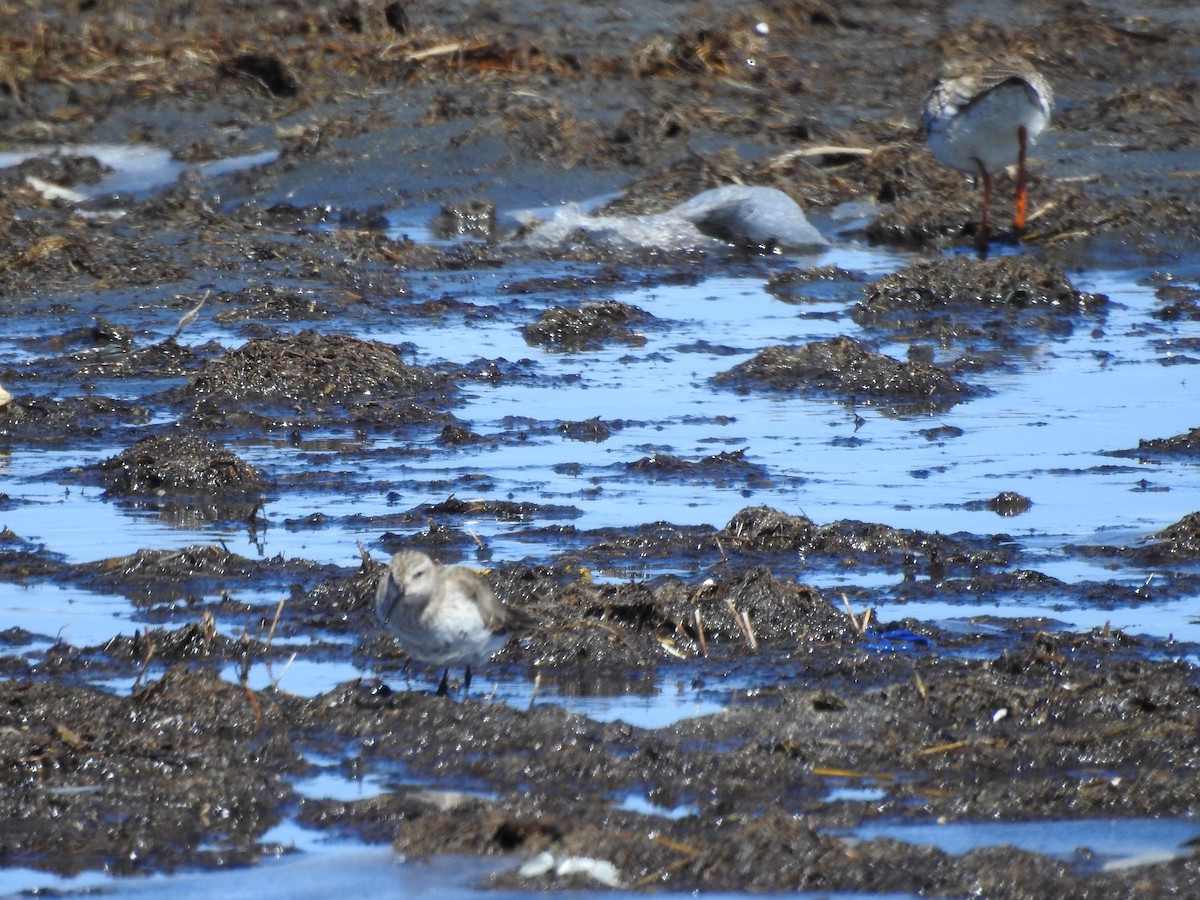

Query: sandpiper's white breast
[
  {"left": 412, "top": 595, "right": 508, "bottom": 667},
  {"left": 375, "top": 550, "right": 513, "bottom": 668},
  {"left": 927, "top": 79, "right": 1051, "bottom": 175}
]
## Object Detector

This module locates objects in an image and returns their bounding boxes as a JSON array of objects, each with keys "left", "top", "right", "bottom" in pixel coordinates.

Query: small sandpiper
[
  {"left": 922, "top": 55, "right": 1053, "bottom": 251},
  {"left": 374, "top": 550, "right": 533, "bottom": 695}
]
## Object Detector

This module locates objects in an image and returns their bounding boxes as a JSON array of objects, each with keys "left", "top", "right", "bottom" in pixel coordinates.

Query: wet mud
[
  {"left": 523, "top": 300, "right": 655, "bottom": 351},
  {"left": 713, "top": 335, "right": 976, "bottom": 414},
  {"left": 2, "top": 0, "right": 1200, "bottom": 896}
]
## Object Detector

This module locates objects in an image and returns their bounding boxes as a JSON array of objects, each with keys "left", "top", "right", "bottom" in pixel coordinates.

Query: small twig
[
  {"left": 633, "top": 837, "right": 704, "bottom": 886},
  {"left": 743, "top": 609, "right": 757, "bottom": 651},
  {"left": 762, "top": 144, "right": 879, "bottom": 172},
  {"left": 398, "top": 39, "right": 492, "bottom": 62},
  {"left": 528, "top": 671, "right": 541, "bottom": 711},
  {"left": 171, "top": 290, "right": 209, "bottom": 341},
  {"left": 841, "top": 593, "right": 856, "bottom": 626},
  {"left": 918, "top": 739, "right": 971, "bottom": 756},
  {"left": 658, "top": 635, "right": 688, "bottom": 659},
  {"left": 841, "top": 593, "right": 872, "bottom": 637},
  {"left": 724, "top": 598, "right": 758, "bottom": 652},
  {"left": 783, "top": 144, "right": 877, "bottom": 158},
  {"left": 1024, "top": 200, "right": 1055, "bottom": 226},
  {"left": 200, "top": 610, "right": 217, "bottom": 646},
  {"left": 651, "top": 836, "right": 703, "bottom": 856},
  {"left": 132, "top": 637, "right": 156, "bottom": 694},
  {"left": 811, "top": 766, "right": 897, "bottom": 781},
  {"left": 264, "top": 596, "right": 286, "bottom": 654},
  {"left": 693, "top": 606, "right": 708, "bottom": 657},
  {"left": 467, "top": 527, "right": 486, "bottom": 551},
  {"left": 268, "top": 651, "right": 297, "bottom": 690}
]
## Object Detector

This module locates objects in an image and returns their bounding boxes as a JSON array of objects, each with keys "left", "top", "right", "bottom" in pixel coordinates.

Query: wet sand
[{"left": 2, "top": 0, "right": 1200, "bottom": 896}]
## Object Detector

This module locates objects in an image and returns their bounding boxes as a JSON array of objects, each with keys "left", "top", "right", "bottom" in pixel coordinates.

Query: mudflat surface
[{"left": 2, "top": 0, "right": 1200, "bottom": 897}]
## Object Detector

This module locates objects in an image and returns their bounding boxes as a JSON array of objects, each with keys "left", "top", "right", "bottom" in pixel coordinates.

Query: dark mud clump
[
  {"left": 522, "top": 300, "right": 656, "bottom": 350},
  {"left": 558, "top": 416, "right": 625, "bottom": 442},
  {"left": 1152, "top": 278, "right": 1200, "bottom": 322},
  {"left": 721, "top": 505, "right": 1011, "bottom": 572},
  {"left": 74, "top": 544, "right": 334, "bottom": 606},
  {"left": 0, "top": 667, "right": 302, "bottom": 875},
  {"left": 398, "top": 496, "right": 582, "bottom": 527},
  {"left": 854, "top": 256, "right": 1108, "bottom": 336},
  {"left": 1074, "top": 511, "right": 1200, "bottom": 567},
  {"left": 175, "top": 329, "right": 458, "bottom": 429},
  {"left": 0, "top": 395, "right": 153, "bottom": 446},
  {"left": 94, "top": 432, "right": 267, "bottom": 498},
  {"left": 182, "top": 329, "right": 450, "bottom": 406},
  {"left": 920, "top": 424, "right": 964, "bottom": 442},
  {"left": 1148, "top": 512, "right": 1200, "bottom": 560},
  {"left": 477, "top": 563, "right": 850, "bottom": 669},
  {"left": 3, "top": 153, "right": 111, "bottom": 191},
  {"left": 1112, "top": 426, "right": 1200, "bottom": 461},
  {"left": 713, "top": 335, "right": 974, "bottom": 414},
  {"left": 547, "top": 505, "right": 1012, "bottom": 576},
  {"left": 764, "top": 265, "right": 865, "bottom": 304},
  {"left": 210, "top": 285, "right": 342, "bottom": 324},
  {"left": 625, "top": 448, "right": 772, "bottom": 489},
  {"left": 964, "top": 491, "right": 1034, "bottom": 517}
]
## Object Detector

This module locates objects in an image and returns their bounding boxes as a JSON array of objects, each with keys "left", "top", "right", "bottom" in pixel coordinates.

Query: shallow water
[
  {"left": 0, "top": 144, "right": 279, "bottom": 201},
  {"left": 847, "top": 817, "right": 1200, "bottom": 871},
  {"left": 2, "top": 833, "right": 924, "bottom": 900},
  {"left": 4, "top": 245, "right": 1195, "bottom": 572},
  {"left": 10, "top": 812, "right": 1193, "bottom": 897}
]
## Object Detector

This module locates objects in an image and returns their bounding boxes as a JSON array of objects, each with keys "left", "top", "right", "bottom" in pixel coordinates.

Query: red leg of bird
[
  {"left": 1014, "top": 124, "right": 1029, "bottom": 236},
  {"left": 974, "top": 158, "right": 992, "bottom": 254}
]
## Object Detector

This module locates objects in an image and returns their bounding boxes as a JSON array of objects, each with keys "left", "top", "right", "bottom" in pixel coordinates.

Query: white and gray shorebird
[
  {"left": 374, "top": 550, "right": 533, "bottom": 695},
  {"left": 922, "top": 55, "right": 1053, "bottom": 251}
]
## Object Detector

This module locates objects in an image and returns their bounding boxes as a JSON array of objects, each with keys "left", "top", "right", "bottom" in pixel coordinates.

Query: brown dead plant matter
[
  {"left": 523, "top": 300, "right": 655, "bottom": 351},
  {"left": 715, "top": 335, "right": 974, "bottom": 414},
  {"left": 97, "top": 433, "right": 266, "bottom": 497},
  {"left": 182, "top": 329, "right": 456, "bottom": 407},
  {"left": 857, "top": 256, "right": 1108, "bottom": 321}
]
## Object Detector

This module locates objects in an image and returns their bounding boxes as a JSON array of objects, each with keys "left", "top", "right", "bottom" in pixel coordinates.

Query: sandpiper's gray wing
[
  {"left": 451, "top": 568, "right": 535, "bottom": 634},
  {"left": 924, "top": 57, "right": 1053, "bottom": 128}
]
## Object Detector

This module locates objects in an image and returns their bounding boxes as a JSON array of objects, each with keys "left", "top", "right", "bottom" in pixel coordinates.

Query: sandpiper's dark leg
[
  {"left": 1014, "top": 124, "right": 1030, "bottom": 236},
  {"left": 974, "top": 158, "right": 992, "bottom": 255},
  {"left": 463, "top": 665, "right": 473, "bottom": 697},
  {"left": 436, "top": 667, "right": 450, "bottom": 696}
]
